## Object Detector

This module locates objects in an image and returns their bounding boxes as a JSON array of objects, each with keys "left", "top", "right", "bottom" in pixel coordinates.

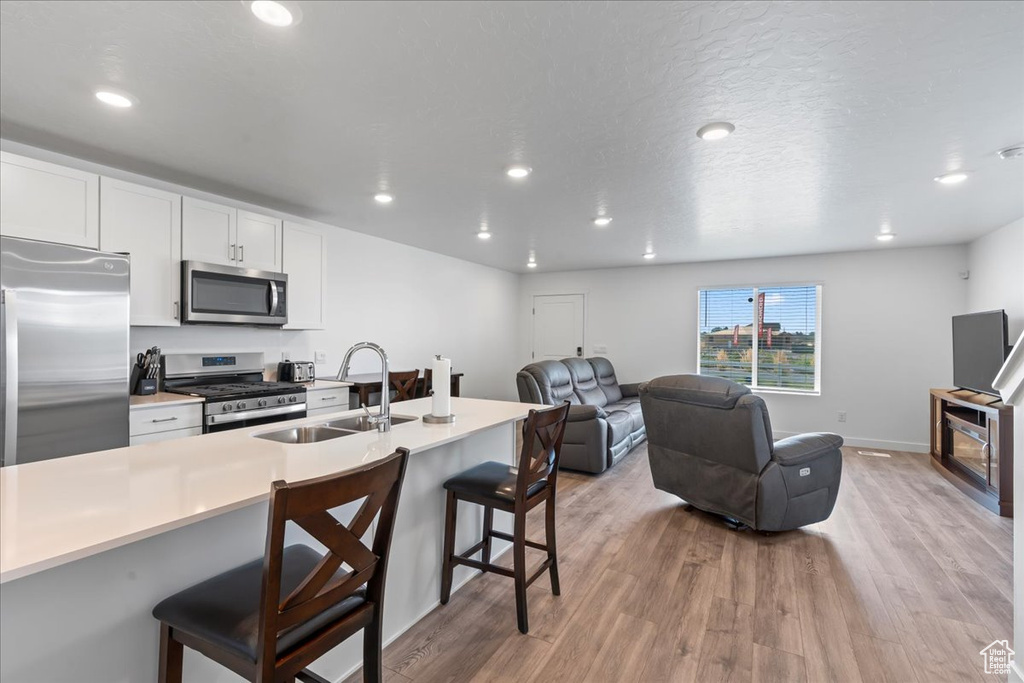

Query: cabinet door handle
[
  {"left": 173, "top": 301, "right": 179, "bottom": 320},
  {"left": 239, "top": 244, "right": 244, "bottom": 263},
  {"left": 321, "top": 395, "right": 337, "bottom": 402},
  {"left": 230, "top": 243, "right": 237, "bottom": 261},
  {"left": 151, "top": 416, "right": 179, "bottom": 423}
]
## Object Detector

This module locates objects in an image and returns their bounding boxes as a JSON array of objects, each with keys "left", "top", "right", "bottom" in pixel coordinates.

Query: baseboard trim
[
  {"left": 1010, "top": 660, "right": 1024, "bottom": 683},
  {"left": 772, "top": 431, "right": 929, "bottom": 454}
]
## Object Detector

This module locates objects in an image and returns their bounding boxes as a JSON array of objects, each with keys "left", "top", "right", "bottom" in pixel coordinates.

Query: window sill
[{"left": 751, "top": 387, "right": 821, "bottom": 397}]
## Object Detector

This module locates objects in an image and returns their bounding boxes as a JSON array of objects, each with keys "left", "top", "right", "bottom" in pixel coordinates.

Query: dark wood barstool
[
  {"left": 439, "top": 402, "right": 570, "bottom": 633},
  {"left": 388, "top": 370, "right": 420, "bottom": 402},
  {"left": 152, "top": 448, "right": 410, "bottom": 683},
  {"left": 419, "top": 368, "right": 433, "bottom": 398}
]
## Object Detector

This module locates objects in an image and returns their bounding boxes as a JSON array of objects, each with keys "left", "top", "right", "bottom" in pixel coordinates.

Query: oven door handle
[{"left": 207, "top": 402, "right": 305, "bottom": 425}]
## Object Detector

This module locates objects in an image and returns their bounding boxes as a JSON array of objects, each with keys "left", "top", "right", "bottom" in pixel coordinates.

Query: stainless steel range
[{"left": 163, "top": 352, "right": 306, "bottom": 433}]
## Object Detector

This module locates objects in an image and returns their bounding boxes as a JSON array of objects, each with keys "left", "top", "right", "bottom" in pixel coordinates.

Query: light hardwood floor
[{"left": 345, "top": 445, "right": 1013, "bottom": 682}]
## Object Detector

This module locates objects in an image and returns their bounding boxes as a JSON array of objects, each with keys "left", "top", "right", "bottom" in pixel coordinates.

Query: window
[{"left": 698, "top": 284, "right": 821, "bottom": 393}]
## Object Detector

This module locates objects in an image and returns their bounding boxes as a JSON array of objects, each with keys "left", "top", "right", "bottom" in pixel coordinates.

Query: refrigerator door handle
[{"left": 2, "top": 289, "right": 18, "bottom": 466}]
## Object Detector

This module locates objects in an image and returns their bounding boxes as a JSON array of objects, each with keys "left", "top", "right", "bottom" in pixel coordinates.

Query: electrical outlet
[
  {"left": 837, "top": 411, "right": 847, "bottom": 423},
  {"left": 314, "top": 350, "right": 327, "bottom": 364},
  {"left": 593, "top": 344, "right": 608, "bottom": 354},
  {"left": 281, "top": 351, "right": 289, "bottom": 362}
]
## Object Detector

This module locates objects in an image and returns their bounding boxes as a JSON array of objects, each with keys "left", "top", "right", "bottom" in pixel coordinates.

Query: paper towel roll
[{"left": 431, "top": 355, "right": 451, "bottom": 417}]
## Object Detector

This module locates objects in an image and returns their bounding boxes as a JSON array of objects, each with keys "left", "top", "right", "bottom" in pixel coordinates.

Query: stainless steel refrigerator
[{"left": 1, "top": 236, "right": 130, "bottom": 466}]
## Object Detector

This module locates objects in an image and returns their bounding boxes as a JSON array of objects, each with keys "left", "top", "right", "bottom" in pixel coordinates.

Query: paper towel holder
[{"left": 423, "top": 354, "right": 455, "bottom": 423}]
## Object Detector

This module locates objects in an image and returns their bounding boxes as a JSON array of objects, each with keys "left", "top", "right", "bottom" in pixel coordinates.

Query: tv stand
[{"left": 929, "top": 388, "right": 1014, "bottom": 516}]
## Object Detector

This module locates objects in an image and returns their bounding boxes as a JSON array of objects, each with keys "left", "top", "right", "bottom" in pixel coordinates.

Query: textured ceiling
[{"left": 1, "top": 1, "right": 1022, "bottom": 272}]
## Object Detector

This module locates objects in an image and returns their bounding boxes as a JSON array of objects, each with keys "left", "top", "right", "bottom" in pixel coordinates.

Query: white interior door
[{"left": 532, "top": 294, "right": 585, "bottom": 361}]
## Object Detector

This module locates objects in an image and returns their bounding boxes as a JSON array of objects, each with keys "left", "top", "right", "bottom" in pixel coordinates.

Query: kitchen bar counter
[
  {"left": 0, "top": 397, "right": 540, "bottom": 683},
  {"left": 1, "top": 396, "right": 532, "bottom": 583}
]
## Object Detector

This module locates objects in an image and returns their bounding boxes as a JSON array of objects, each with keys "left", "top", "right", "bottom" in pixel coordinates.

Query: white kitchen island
[{"left": 0, "top": 397, "right": 541, "bottom": 683}]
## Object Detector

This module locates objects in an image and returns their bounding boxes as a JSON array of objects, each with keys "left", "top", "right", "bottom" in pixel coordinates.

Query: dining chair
[{"left": 388, "top": 370, "right": 420, "bottom": 403}]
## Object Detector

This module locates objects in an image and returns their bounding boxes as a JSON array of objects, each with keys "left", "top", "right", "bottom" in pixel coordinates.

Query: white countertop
[
  {"left": 129, "top": 380, "right": 352, "bottom": 408},
  {"left": 301, "top": 379, "right": 352, "bottom": 391},
  {"left": 129, "top": 392, "right": 205, "bottom": 408},
  {"left": 0, "top": 397, "right": 541, "bottom": 583}
]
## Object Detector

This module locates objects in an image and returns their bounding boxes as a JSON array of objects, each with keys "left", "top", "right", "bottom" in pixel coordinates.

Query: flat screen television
[{"left": 952, "top": 310, "right": 1010, "bottom": 396}]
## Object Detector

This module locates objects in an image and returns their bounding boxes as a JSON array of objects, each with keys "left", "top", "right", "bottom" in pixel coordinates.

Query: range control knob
[
  {"left": 237, "top": 401, "right": 247, "bottom": 410},
  {"left": 258, "top": 399, "right": 267, "bottom": 407},
  {"left": 288, "top": 395, "right": 297, "bottom": 403},
  {"left": 222, "top": 404, "right": 233, "bottom": 412},
  {"left": 277, "top": 396, "right": 287, "bottom": 405}
]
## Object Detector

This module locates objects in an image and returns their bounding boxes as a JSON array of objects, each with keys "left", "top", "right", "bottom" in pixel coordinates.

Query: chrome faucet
[{"left": 336, "top": 341, "right": 391, "bottom": 432}]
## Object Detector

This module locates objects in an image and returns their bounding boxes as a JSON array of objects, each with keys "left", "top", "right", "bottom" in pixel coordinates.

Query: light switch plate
[{"left": 314, "top": 350, "right": 327, "bottom": 363}]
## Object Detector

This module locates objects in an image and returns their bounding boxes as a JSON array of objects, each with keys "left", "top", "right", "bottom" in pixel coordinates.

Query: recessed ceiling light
[
  {"left": 477, "top": 230, "right": 491, "bottom": 240},
  {"left": 997, "top": 146, "right": 1024, "bottom": 160},
  {"left": 696, "top": 122, "right": 735, "bottom": 140},
  {"left": 593, "top": 217, "right": 613, "bottom": 227},
  {"left": 95, "top": 90, "right": 134, "bottom": 108},
  {"left": 876, "top": 233, "right": 896, "bottom": 242},
  {"left": 934, "top": 172, "right": 968, "bottom": 185},
  {"left": 643, "top": 252, "right": 656, "bottom": 260},
  {"left": 526, "top": 261, "right": 537, "bottom": 268},
  {"left": 506, "top": 165, "right": 532, "bottom": 179},
  {"left": 250, "top": 0, "right": 294, "bottom": 27},
  {"left": 373, "top": 193, "right": 394, "bottom": 204}
]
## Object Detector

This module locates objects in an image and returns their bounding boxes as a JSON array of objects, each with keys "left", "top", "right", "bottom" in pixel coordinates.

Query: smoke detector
[{"left": 997, "top": 145, "right": 1024, "bottom": 160}]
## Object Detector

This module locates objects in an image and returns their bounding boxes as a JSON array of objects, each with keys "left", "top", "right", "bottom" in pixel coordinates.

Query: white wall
[
  {"left": 1, "top": 140, "right": 521, "bottom": 401},
  {"left": 966, "top": 217, "right": 1024, "bottom": 340},
  {"left": 966, "top": 218, "right": 1024, "bottom": 682},
  {"left": 519, "top": 245, "right": 969, "bottom": 452}
]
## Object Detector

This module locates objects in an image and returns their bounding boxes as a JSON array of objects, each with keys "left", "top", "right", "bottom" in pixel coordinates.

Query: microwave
[{"left": 181, "top": 261, "right": 288, "bottom": 326}]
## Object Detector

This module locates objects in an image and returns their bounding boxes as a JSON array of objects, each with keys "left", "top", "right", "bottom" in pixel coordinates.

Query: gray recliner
[
  {"left": 639, "top": 374, "right": 843, "bottom": 531},
  {"left": 516, "top": 358, "right": 645, "bottom": 473}
]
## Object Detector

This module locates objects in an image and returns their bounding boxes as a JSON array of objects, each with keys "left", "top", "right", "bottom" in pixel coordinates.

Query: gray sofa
[
  {"left": 639, "top": 374, "right": 843, "bottom": 531},
  {"left": 516, "top": 357, "right": 645, "bottom": 473}
]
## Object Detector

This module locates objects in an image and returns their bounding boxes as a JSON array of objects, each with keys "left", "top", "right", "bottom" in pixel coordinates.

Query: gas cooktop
[{"left": 165, "top": 381, "right": 303, "bottom": 401}]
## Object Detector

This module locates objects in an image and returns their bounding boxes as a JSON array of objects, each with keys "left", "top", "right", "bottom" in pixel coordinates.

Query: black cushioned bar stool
[
  {"left": 152, "top": 448, "right": 409, "bottom": 683},
  {"left": 439, "top": 402, "right": 570, "bottom": 633}
]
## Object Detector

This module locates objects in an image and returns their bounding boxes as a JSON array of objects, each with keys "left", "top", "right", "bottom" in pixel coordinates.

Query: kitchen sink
[
  {"left": 254, "top": 414, "right": 418, "bottom": 444},
  {"left": 254, "top": 426, "right": 353, "bottom": 444},
  {"left": 321, "top": 414, "right": 418, "bottom": 432}
]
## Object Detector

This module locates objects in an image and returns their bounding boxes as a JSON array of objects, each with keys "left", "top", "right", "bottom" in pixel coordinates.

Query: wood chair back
[
  {"left": 419, "top": 368, "right": 433, "bottom": 398},
  {"left": 516, "top": 402, "right": 570, "bottom": 504},
  {"left": 255, "top": 448, "right": 409, "bottom": 676},
  {"left": 388, "top": 370, "right": 420, "bottom": 402}
]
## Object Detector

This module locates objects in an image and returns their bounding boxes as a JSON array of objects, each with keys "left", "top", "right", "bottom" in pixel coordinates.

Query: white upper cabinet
[
  {"left": 181, "top": 198, "right": 282, "bottom": 271},
  {"left": 283, "top": 221, "right": 326, "bottom": 330},
  {"left": 236, "top": 210, "right": 282, "bottom": 272},
  {"left": 0, "top": 151, "right": 99, "bottom": 248},
  {"left": 99, "top": 178, "right": 182, "bottom": 327},
  {"left": 181, "top": 197, "right": 236, "bottom": 266}
]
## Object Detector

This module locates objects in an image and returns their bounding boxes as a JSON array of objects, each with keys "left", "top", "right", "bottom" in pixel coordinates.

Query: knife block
[{"left": 131, "top": 365, "right": 158, "bottom": 395}]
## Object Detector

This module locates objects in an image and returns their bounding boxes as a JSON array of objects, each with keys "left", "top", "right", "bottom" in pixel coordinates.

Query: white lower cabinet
[
  {"left": 129, "top": 402, "right": 203, "bottom": 445},
  {"left": 99, "top": 178, "right": 182, "bottom": 326},
  {"left": 306, "top": 385, "right": 349, "bottom": 418},
  {"left": 283, "top": 221, "right": 326, "bottom": 330}
]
